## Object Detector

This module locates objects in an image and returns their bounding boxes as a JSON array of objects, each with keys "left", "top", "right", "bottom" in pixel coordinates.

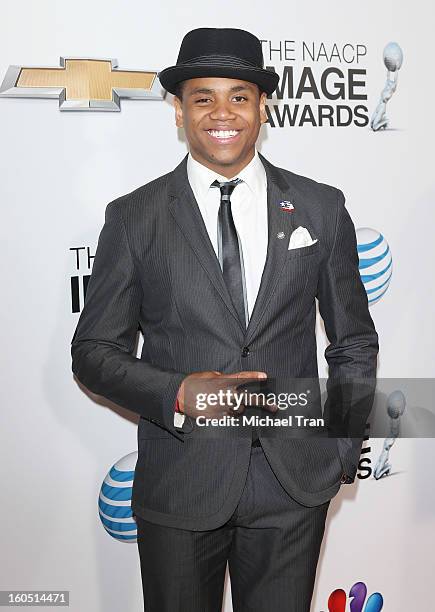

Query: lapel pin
[
  {"left": 277, "top": 232, "right": 285, "bottom": 239},
  {"left": 279, "top": 200, "right": 295, "bottom": 213}
]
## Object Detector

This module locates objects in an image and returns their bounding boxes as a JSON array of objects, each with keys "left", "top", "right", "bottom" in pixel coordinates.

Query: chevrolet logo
[{"left": 0, "top": 57, "right": 163, "bottom": 111}]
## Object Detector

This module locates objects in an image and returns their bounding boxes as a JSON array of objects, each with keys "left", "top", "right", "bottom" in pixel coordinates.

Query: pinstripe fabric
[
  {"left": 71, "top": 153, "right": 379, "bottom": 530},
  {"left": 227, "top": 446, "right": 330, "bottom": 612},
  {"left": 136, "top": 445, "right": 330, "bottom": 611}
]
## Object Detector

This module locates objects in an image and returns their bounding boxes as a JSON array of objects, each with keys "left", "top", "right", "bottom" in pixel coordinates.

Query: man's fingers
[
  {"left": 223, "top": 371, "right": 278, "bottom": 413},
  {"left": 262, "top": 402, "right": 279, "bottom": 414},
  {"left": 245, "top": 395, "right": 279, "bottom": 412},
  {"left": 225, "top": 371, "right": 267, "bottom": 380},
  {"left": 226, "top": 405, "right": 245, "bottom": 417}
]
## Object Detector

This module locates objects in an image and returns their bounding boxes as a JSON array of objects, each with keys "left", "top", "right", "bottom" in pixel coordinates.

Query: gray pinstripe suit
[{"left": 71, "top": 152, "right": 378, "bottom": 532}]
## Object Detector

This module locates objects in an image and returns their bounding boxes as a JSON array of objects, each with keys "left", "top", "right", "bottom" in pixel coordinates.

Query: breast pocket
[
  {"left": 286, "top": 240, "right": 320, "bottom": 260},
  {"left": 282, "top": 240, "right": 321, "bottom": 303}
]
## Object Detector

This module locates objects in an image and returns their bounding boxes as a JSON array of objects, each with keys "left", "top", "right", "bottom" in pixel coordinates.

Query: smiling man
[
  {"left": 173, "top": 77, "right": 267, "bottom": 176},
  {"left": 71, "top": 27, "right": 378, "bottom": 612}
]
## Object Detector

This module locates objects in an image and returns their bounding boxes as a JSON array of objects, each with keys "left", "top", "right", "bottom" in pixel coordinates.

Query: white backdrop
[{"left": 1, "top": 1, "right": 435, "bottom": 610}]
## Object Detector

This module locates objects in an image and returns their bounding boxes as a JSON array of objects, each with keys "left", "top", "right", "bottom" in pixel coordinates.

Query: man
[{"left": 71, "top": 27, "right": 378, "bottom": 612}]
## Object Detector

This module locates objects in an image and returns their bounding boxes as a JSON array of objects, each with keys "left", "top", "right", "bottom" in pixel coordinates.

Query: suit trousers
[{"left": 135, "top": 443, "right": 330, "bottom": 612}]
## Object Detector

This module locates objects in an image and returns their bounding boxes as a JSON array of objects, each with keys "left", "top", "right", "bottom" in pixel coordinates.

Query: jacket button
[
  {"left": 241, "top": 346, "right": 250, "bottom": 357},
  {"left": 340, "top": 473, "right": 348, "bottom": 484}
]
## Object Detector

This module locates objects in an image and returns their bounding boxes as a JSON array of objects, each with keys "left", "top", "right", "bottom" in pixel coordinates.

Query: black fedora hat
[{"left": 158, "top": 27, "right": 279, "bottom": 96}]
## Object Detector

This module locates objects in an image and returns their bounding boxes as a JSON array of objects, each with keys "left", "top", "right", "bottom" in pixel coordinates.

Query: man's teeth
[{"left": 208, "top": 130, "right": 238, "bottom": 138}]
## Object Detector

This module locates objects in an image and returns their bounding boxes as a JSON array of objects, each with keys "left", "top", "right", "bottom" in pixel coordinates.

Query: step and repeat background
[{"left": 1, "top": 1, "right": 434, "bottom": 610}]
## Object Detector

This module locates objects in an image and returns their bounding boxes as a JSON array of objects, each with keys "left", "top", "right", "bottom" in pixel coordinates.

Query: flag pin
[{"left": 279, "top": 200, "right": 295, "bottom": 213}]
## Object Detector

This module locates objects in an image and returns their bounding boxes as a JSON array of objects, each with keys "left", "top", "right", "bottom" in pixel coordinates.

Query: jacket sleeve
[
  {"left": 71, "top": 199, "right": 187, "bottom": 441},
  {"left": 316, "top": 189, "right": 379, "bottom": 482}
]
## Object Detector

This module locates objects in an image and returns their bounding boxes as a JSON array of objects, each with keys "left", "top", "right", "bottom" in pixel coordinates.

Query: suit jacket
[{"left": 71, "top": 153, "right": 379, "bottom": 530}]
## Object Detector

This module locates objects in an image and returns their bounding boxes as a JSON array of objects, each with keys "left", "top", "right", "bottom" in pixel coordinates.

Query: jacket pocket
[{"left": 286, "top": 240, "right": 320, "bottom": 260}]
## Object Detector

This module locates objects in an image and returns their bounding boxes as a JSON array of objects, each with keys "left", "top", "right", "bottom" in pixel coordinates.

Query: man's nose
[{"left": 209, "top": 99, "right": 236, "bottom": 121}]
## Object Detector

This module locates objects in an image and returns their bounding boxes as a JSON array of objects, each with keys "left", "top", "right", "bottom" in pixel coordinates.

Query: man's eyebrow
[
  {"left": 187, "top": 85, "right": 253, "bottom": 96},
  {"left": 188, "top": 88, "right": 214, "bottom": 96}
]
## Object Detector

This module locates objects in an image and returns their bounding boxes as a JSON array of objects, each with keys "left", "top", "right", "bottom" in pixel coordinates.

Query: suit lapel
[
  {"left": 243, "top": 153, "right": 299, "bottom": 344},
  {"left": 168, "top": 156, "right": 245, "bottom": 330},
  {"left": 167, "top": 153, "right": 303, "bottom": 343}
]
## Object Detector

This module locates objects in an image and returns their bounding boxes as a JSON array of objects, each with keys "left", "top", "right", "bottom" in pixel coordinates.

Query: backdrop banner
[{"left": 1, "top": 2, "right": 434, "bottom": 611}]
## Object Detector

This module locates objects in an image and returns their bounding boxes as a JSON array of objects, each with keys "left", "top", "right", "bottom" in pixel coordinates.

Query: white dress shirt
[{"left": 186, "top": 150, "right": 268, "bottom": 324}]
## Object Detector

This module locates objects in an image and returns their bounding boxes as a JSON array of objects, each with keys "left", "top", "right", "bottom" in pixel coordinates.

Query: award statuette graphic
[
  {"left": 373, "top": 390, "right": 406, "bottom": 479},
  {"left": 370, "top": 42, "right": 404, "bottom": 131},
  {"left": 0, "top": 57, "right": 163, "bottom": 111}
]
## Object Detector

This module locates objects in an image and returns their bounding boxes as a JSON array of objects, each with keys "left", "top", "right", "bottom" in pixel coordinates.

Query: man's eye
[
  {"left": 195, "top": 98, "right": 211, "bottom": 103},
  {"left": 233, "top": 96, "right": 247, "bottom": 102}
]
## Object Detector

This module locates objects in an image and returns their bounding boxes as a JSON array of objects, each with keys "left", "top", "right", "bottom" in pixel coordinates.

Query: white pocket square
[{"left": 288, "top": 226, "right": 318, "bottom": 250}]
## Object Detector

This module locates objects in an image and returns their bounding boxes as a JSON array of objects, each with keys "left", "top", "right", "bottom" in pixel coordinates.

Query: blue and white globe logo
[
  {"left": 356, "top": 228, "right": 392, "bottom": 305},
  {"left": 98, "top": 451, "right": 138, "bottom": 542}
]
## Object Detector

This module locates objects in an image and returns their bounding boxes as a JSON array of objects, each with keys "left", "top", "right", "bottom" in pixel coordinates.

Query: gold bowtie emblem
[{"left": 0, "top": 57, "right": 163, "bottom": 111}]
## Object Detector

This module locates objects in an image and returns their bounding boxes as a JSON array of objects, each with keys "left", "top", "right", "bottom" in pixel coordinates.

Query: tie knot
[{"left": 211, "top": 178, "right": 242, "bottom": 201}]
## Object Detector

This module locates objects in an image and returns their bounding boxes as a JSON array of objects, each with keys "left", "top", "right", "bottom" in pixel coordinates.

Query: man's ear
[
  {"left": 173, "top": 96, "right": 184, "bottom": 128},
  {"left": 259, "top": 91, "right": 268, "bottom": 124}
]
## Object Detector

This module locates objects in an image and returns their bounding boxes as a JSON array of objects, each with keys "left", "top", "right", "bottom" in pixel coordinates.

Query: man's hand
[{"left": 176, "top": 371, "right": 278, "bottom": 419}]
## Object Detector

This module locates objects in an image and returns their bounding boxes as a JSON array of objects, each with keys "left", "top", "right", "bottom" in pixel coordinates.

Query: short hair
[{"left": 173, "top": 80, "right": 186, "bottom": 101}]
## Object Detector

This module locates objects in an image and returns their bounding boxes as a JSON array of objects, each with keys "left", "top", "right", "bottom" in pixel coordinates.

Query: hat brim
[{"left": 158, "top": 64, "right": 279, "bottom": 96}]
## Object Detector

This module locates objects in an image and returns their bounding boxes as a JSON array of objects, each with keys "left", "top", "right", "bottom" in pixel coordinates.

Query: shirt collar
[{"left": 187, "top": 149, "right": 266, "bottom": 205}]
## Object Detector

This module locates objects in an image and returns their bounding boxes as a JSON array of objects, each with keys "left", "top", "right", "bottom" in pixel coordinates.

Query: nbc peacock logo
[{"left": 323, "top": 581, "right": 384, "bottom": 611}]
